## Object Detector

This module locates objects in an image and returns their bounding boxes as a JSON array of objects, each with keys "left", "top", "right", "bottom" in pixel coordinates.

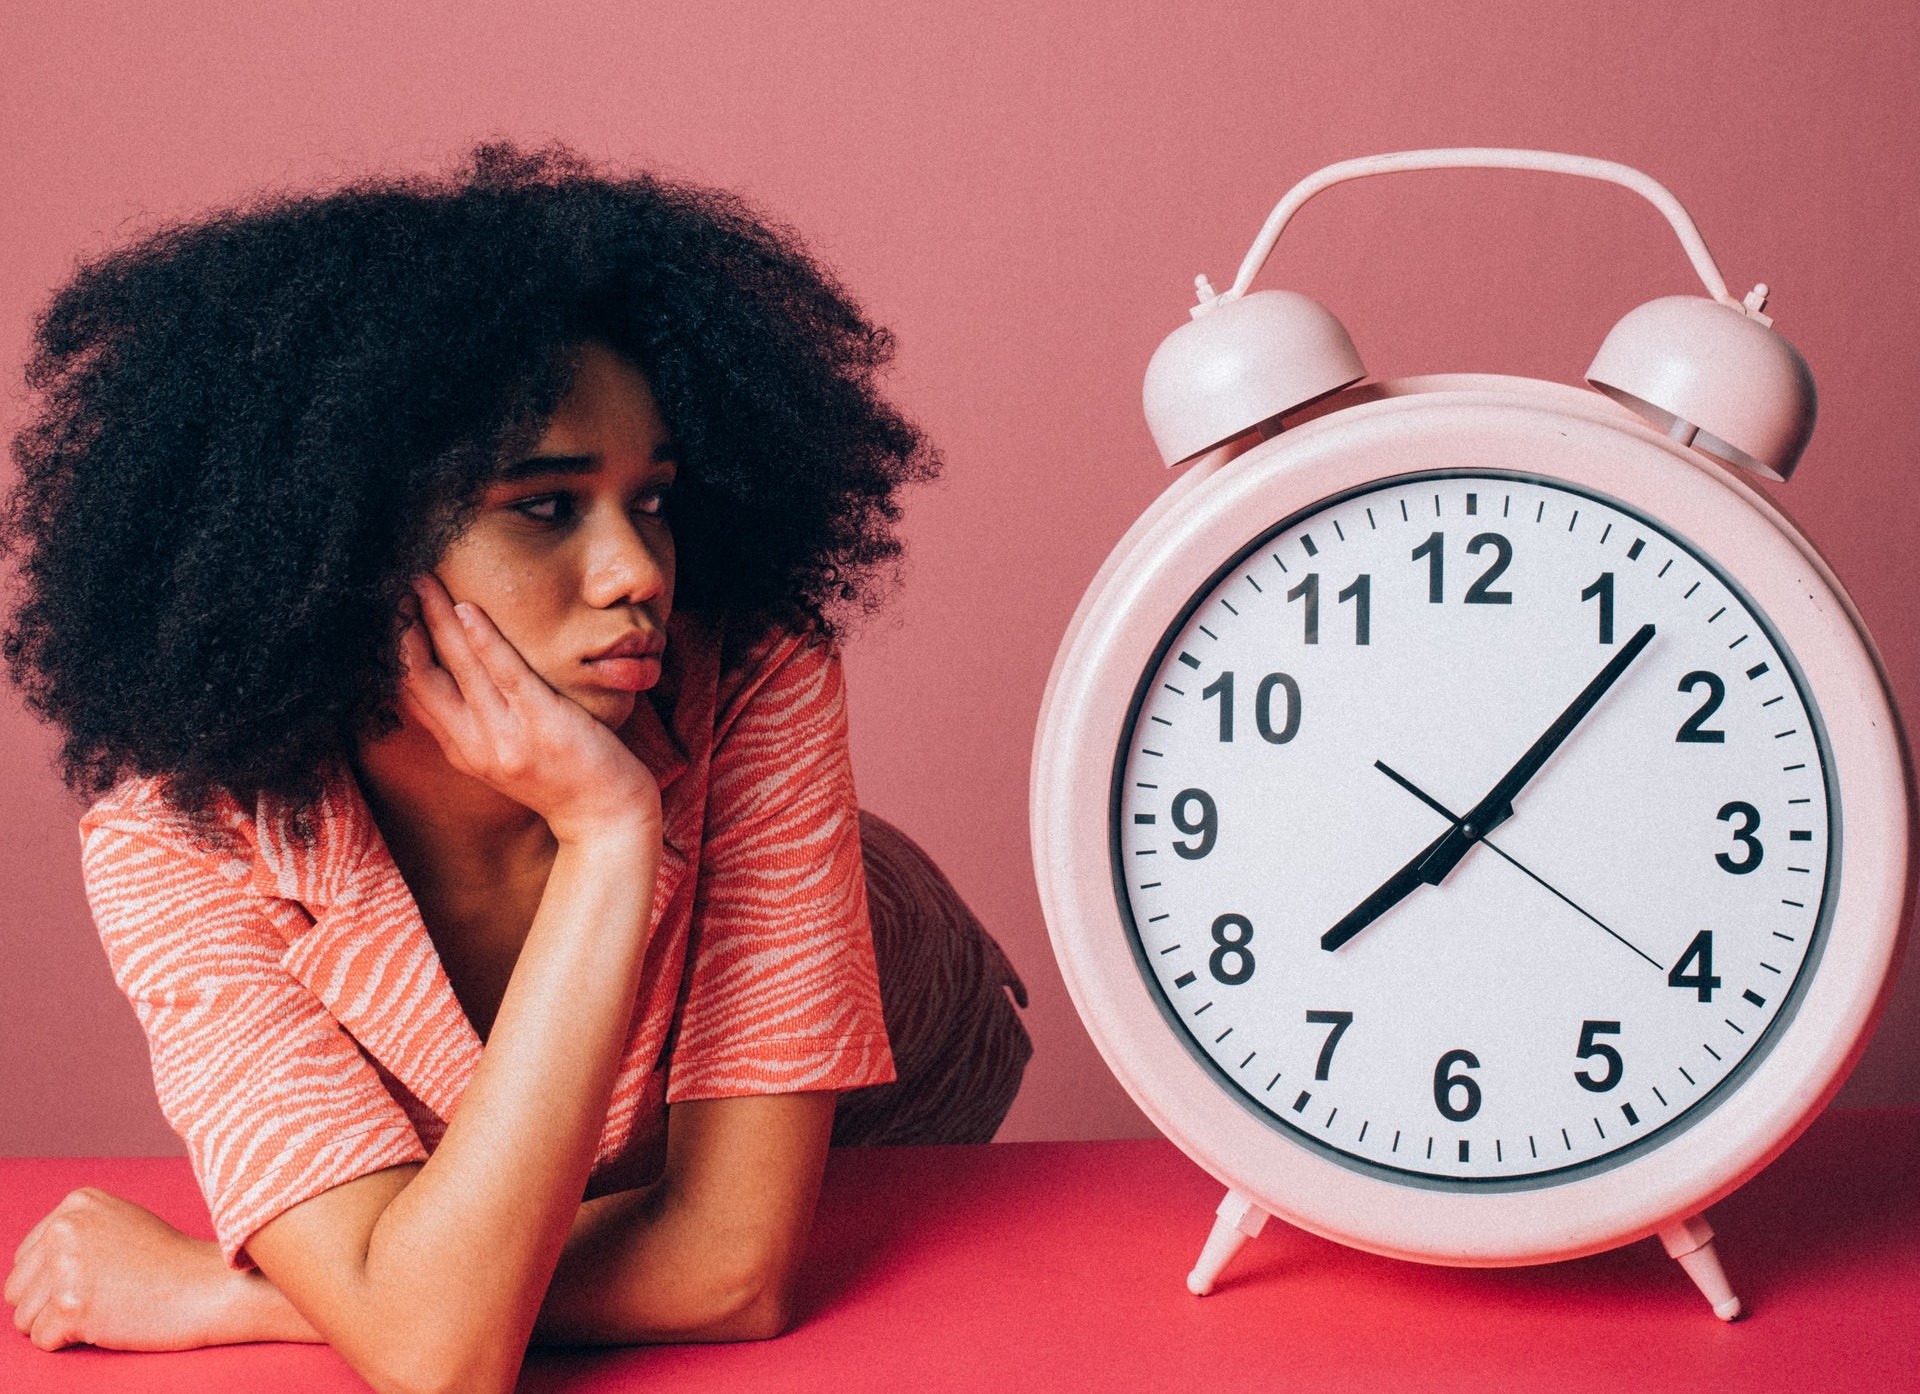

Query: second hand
[{"left": 1372, "top": 759, "right": 1662, "bottom": 970}]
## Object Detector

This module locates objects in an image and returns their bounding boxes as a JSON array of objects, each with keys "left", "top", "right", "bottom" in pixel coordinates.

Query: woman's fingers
[
  {"left": 410, "top": 574, "right": 510, "bottom": 727},
  {"left": 399, "top": 575, "right": 573, "bottom": 784},
  {"left": 7, "top": 1237, "right": 56, "bottom": 1346},
  {"left": 13, "top": 1289, "right": 49, "bottom": 1342},
  {"left": 31, "top": 1298, "right": 76, "bottom": 1351},
  {"left": 450, "top": 599, "right": 540, "bottom": 704},
  {"left": 5, "top": 1241, "right": 43, "bottom": 1324},
  {"left": 397, "top": 611, "right": 463, "bottom": 721},
  {"left": 11, "top": 1209, "right": 53, "bottom": 1271}
]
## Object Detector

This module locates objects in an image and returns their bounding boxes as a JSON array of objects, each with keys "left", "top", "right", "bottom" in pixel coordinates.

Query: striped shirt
[{"left": 79, "top": 617, "right": 896, "bottom": 1270}]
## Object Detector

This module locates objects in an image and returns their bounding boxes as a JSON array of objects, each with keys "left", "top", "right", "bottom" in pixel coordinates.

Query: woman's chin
[{"left": 569, "top": 683, "right": 641, "bottom": 728}]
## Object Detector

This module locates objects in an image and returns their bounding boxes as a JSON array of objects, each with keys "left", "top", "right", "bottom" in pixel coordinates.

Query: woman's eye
[
  {"left": 510, "top": 494, "right": 573, "bottom": 524},
  {"left": 635, "top": 485, "right": 673, "bottom": 517}
]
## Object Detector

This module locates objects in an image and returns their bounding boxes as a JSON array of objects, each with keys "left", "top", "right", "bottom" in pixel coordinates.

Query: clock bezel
[
  {"left": 1108, "top": 467, "right": 1838, "bottom": 1191},
  {"left": 1030, "top": 377, "right": 1914, "bottom": 1265}
]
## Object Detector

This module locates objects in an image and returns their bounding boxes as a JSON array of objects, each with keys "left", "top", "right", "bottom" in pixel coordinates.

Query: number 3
[{"left": 1715, "top": 800, "right": 1763, "bottom": 874}]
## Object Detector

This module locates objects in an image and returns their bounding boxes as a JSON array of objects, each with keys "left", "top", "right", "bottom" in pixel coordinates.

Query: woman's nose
[{"left": 582, "top": 514, "right": 669, "bottom": 609}]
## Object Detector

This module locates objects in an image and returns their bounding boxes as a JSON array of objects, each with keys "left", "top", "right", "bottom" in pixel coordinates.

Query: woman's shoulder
[
  {"left": 713, "top": 618, "right": 842, "bottom": 732},
  {"left": 79, "top": 772, "right": 254, "bottom": 859},
  {"left": 77, "top": 759, "right": 364, "bottom": 898}
]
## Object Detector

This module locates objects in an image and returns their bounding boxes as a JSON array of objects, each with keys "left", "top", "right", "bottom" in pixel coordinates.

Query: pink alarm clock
[{"left": 1030, "top": 150, "right": 1914, "bottom": 1319}]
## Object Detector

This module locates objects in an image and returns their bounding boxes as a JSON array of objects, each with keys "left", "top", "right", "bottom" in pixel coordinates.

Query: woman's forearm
[
  {"left": 529, "top": 1184, "right": 786, "bottom": 1347},
  {"left": 347, "top": 822, "right": 659, "bottom": 1389},
  {"left": 209, "top": 1190, "right": 646, "bottom": 1349}
]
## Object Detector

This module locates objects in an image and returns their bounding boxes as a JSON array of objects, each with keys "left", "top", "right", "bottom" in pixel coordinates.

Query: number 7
[{"left": 1306, "top": 1009, "right": 1354, "bottom": 1080}]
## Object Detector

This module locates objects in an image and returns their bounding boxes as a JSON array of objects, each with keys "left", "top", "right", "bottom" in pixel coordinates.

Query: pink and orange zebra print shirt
[{"left": 79, "top": 617, "right": 896, "bottom": 1270}]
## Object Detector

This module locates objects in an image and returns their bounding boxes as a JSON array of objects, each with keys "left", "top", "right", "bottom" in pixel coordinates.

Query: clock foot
[
  {"left": 1659, "top": 1213, "right": 1742, "bottom": 1321},
  {"left": 1187, "top": 1187, "right": 1270, "bottom": 1295}
]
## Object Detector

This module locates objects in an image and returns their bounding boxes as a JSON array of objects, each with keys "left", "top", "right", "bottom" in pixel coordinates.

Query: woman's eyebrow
[
  {"left": 498, "top": 453, "right": 597, "bottom": 481},
  {"left": 497, "top": 442, "right": 678, "bottom": 481}
]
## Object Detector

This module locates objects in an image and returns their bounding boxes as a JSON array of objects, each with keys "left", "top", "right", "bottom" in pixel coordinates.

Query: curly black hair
[{"left": 1, "top": 142, "right": 939, "bottom": 822}]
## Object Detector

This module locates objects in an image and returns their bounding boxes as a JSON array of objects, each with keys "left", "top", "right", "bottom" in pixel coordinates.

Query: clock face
[{"left": 1113, "top": 469, "right": 1837, "bottom": 1189}]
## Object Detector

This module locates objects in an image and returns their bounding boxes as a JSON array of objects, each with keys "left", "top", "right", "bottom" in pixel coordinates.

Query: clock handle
[
  {"left": 1186, "top": 1187, "right": 1270, "bottom": 1296},
  {"left": 1210, "top": 148, "right": 1744, "bottom": 312},
  {"left": 1659, "top": 1213, "right": 1744, "bottom": 1321}
]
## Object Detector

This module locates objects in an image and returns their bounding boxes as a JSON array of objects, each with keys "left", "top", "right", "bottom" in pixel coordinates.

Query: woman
[{"left": 0, "top": 144, "right": 1029, "bottom": 1390}]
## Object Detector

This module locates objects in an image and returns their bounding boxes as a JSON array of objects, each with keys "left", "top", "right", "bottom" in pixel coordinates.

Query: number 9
[{"left": 1172, "top": 788, "right": 1217, "bottom": 860}]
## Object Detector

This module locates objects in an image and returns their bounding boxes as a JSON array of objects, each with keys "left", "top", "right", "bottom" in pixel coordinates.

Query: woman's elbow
[
  {"left": 370, "top": 1319, "right": 528, "bottom": 1394},
  {"left": 692, "top": 1246, "right": 799, "bottom": 1341},
  {"left": 725, "top": 1281, "right": 795, "bottom": 1342},
  {"left": 382, "top": 1349, "right": 523, "bottom": 1394}
]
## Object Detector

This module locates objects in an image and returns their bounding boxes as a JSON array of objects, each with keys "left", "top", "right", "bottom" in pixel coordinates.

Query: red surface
[
  {"left": 5, "top": 1109, "right": 1919, "bottom": 1392},
  {"left": 7, "top": 2, "right": 1920, "bottom": 1159}
]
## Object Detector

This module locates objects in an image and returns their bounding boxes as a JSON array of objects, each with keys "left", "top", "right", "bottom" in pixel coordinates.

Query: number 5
[{"left": 1573, "top": 1020, "right": 1624, "bottom": 1093}]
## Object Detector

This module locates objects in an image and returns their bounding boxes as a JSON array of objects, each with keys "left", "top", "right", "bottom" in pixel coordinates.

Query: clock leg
[
  {"left": 1186, "top": 1187, "right": 1270, "bottom": 1296},
  {"left": 1659, "top": 1213, "right": 1742, "bottom": 1321}
]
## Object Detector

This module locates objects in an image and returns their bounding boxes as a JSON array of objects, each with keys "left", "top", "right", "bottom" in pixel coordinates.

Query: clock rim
[{"left": 1030, "top": 377, "right": 1915, "bottom": 1266}]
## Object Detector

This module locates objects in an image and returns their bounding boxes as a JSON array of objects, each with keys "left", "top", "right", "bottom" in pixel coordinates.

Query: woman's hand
[
  {"left": 4, "top": 1188, "right": 269, "bottom": 1352},
  {"left": 399, "top": 573, "right": 662, "bottom": 845}
]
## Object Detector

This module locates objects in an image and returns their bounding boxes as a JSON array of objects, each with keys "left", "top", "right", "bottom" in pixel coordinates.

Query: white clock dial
[{"left": 1115, "top": 470, "right": 1836, "bottom": 1187}]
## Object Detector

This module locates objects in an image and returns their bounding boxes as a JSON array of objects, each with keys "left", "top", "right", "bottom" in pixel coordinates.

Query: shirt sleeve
[
  {"left": 666, "top": 632, "right": 898, "bottom": 1102},
  {"left": 79, "top": 816, "right": 427, "bottom": 1270}
]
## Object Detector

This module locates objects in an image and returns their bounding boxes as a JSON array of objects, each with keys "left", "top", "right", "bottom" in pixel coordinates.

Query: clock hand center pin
[{"left": 1320, "top": 622, "right": 1657, "bottom": 952}]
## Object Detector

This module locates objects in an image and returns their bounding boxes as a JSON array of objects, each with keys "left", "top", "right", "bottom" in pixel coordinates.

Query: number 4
[{"left": 1668, "top": 930, "right": 1721, "bottom": 1002}]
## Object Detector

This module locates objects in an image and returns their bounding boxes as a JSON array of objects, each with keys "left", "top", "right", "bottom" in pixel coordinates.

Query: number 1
[
  {"left": 1337, "top": 574, "right": 1370, "bottom": 645},
  {"left": 1581, "top": 571, "right": 1615, "bottom": 644},
  {"left": 1288, "top": 573, "right": 1319, "bottom": 644}
]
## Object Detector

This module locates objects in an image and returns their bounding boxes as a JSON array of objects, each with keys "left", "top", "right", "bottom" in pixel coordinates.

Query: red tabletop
[{"left": 5, "top": 1109, "right": 1918, "bottom": 1392}]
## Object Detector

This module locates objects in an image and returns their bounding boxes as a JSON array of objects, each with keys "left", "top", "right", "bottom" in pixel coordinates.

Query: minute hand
[{"left": 1320, "top": 621, "right": 1655, "bottom": 952}]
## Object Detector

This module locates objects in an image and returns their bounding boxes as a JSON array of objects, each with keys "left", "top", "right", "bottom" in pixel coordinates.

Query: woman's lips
[
  {"left": 581, "top": 654, "right": 662, "bottom": 691},
  {"left": 581, "top": 629, "right": 665, "bottom": 691}
]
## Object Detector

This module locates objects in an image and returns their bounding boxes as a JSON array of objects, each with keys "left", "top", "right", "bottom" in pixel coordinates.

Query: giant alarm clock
[{"left": 1030, "top": 150, "right": 1915, "bottom": 1319}]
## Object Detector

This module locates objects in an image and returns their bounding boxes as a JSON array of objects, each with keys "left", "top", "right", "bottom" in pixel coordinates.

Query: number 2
[{"left": 1677, "top": 671, "right": 1727, "bottom": 743}]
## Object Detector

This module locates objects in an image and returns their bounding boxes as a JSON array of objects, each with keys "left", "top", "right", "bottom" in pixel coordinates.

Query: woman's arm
[
  {"left": 9, "top": 1087, "right": 829, "bottom": 1358},
  {"left": 531, "top": 1090, "right": 837, "bottom": 1346},
  {"left": 244, "top": 822, "right": 656, "bottom": 1393},
  {"left": 239, "top": 577, "right": 666, "bottom": 1394}
]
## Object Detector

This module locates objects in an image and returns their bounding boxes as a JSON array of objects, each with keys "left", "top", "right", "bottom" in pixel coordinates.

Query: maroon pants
[{"left": 829, "top": 813, "right": 1033, "bottom": 1146}]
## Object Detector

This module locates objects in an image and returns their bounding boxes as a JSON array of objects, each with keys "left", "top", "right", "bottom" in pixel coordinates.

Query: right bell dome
[{"left": 1586, "top": 294, "right": 1817, "bottom": 482}]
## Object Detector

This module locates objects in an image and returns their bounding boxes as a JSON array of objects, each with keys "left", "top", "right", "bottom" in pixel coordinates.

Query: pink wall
[{"left": 3, "top": 0, "right": 1917, "bottom": 1154}]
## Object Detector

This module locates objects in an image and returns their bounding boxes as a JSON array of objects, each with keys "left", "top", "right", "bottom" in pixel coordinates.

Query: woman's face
[{"left": 431, "top": 341, "right": 677, "bottom": 730}]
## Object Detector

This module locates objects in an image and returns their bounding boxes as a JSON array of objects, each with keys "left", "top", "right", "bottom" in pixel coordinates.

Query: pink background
[{"left": 3, "top": 0, "right": 1917, "bottom": 1155}]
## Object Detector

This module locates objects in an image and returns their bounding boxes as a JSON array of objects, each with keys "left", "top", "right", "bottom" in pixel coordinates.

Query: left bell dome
[{"left": 1143, "top": 289, "right": 1366, "bottom": 467}]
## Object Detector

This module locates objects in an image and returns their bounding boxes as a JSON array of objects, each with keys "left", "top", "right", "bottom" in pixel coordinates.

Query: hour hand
[{"left": 1320, "top": 819, "right": 1471, "bottom": 951}]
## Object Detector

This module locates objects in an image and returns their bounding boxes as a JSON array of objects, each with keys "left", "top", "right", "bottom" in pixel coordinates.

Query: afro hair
[{"left": 2, "top": 142, "right": 939, "bottom": 821}]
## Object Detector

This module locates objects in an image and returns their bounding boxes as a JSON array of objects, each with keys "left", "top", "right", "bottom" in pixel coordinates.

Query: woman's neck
[{"left": 349, "top": 719, "right": 557, "bottom": 904}]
